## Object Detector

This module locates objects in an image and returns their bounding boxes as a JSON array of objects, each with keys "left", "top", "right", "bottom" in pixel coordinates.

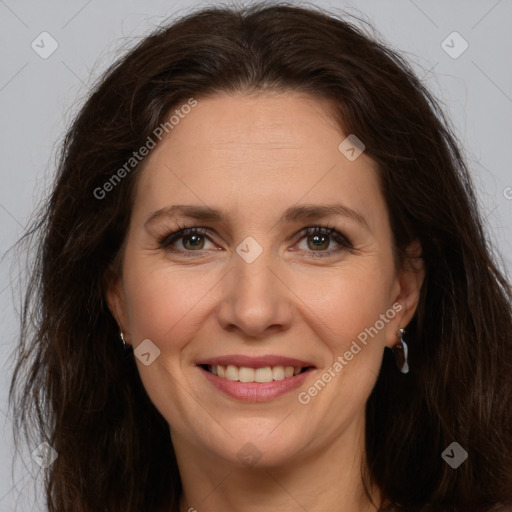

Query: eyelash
[{"left": 157, "top": 222, "right": 353, "bottom": 258}]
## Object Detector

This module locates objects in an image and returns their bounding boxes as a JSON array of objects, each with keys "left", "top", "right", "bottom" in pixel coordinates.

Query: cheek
[
  {"left": 121, "top": 259, "right": 216, "bottom": 427},
  {"left": 122, "top": 257, "right": 221, "bottom": 347},
  {"left": 292, "top": 262, "right": 394, "bottom": 350}
]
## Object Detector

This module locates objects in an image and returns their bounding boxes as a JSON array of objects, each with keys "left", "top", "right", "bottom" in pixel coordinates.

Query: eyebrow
[{"left": 144, "top": 203, "right": 370, "bottom": 230}]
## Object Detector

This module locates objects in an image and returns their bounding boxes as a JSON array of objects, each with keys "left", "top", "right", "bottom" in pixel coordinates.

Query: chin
[{"left": 215, "top": 432, "right": 306, "bottom": 469}]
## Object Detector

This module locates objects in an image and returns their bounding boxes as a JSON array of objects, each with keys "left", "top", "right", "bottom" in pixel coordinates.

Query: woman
[{"left": 9, "top": 2, "right": 512, "bottom": 511}]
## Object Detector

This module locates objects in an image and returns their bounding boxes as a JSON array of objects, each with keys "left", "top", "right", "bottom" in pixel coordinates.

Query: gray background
[{"left": 1, "top": 0, "right": 511, "bottom": 510}]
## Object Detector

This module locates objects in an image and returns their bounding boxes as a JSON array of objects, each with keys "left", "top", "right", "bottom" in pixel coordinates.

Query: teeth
[
  {"left": 284, "top": 366, "right": 294, "bottom": 378},
  {"left": 207, "top": 364, "right": 305, "bottom": 383},
  {"left": 225, "top": 365, "right": 239, "bottom": 381},
  {"left": 255, "top": 367, "right": 273, "bottom": 383},
  {"left": 272, "top": 365, "right": 285, "bottom": 381},
  {"left": 239, "top": 367, "right": 254, "bottom": 383}
]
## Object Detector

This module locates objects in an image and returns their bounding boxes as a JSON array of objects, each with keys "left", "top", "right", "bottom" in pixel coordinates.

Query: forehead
[
  {"left": 132, "top": 91, "right": 386, "bottom": 230},
  {"left": 148, "top": 91, "right": 351, "bottom": 168}
]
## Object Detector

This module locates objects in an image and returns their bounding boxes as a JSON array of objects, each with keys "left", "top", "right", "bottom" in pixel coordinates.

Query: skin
[{"left": 107, "top": 91, "right": 425, "bottom": 512}]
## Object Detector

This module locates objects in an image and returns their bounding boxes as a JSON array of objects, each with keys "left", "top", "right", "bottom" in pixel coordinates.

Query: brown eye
[
  {"left": 296, "top": 226, "right": 352, "bottom": 257},
  {"left": 181, "top": 233, "right": 205, "bottom": 250},
  {"left": 307, "top": 233, "right": 330, "bottom": 251},
  {"left": 159, "top": 227, "right": 212, "bottom": 251}
]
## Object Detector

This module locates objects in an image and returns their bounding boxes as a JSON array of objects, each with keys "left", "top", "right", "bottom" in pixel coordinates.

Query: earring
[
  {"left": 393, "top": 328, "right": 409, "bottom": 374},
  {"left": 120, "top": 331, "right": 133, "bottom": 356}
]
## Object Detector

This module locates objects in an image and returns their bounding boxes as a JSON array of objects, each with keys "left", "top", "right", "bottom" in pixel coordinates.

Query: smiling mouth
[{"left": 199, "top": 364, "right": 313, "bottom": 383}]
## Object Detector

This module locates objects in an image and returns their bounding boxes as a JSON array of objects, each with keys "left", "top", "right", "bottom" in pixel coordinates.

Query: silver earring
[
  {"left": 120, "top": 331, "right": 132, "bottom": 354},
  {"left": 393, "top": 328, "right": 409, "bottom": 374}
]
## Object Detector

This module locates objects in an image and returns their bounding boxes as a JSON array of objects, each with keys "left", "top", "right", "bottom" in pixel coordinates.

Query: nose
[{"left": 216, "top": 246, "right": 294, "bottom": 339}]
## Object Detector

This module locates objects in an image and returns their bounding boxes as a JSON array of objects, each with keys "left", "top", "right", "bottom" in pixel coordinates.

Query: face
[{"left": 108, "top": 91, "right": 423, "bottom": 470}]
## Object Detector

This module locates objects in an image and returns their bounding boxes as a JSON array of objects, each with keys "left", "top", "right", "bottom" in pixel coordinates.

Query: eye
[
  {"left": 158, "top": 224, "right": 215, "bottom": 253},
  {"left": 294, "top": 226, "right": 352, "bottom": 257},
  {"left": 158, "top": 223, "right": 353, "bottom": 257}
]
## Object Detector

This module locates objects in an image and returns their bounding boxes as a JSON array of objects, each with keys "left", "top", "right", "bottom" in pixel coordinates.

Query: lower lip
[{"left": 198, "top": 366, "right": 315, "bottom": 402}]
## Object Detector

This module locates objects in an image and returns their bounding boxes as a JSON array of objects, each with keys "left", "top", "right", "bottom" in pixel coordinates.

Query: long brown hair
[{"left": 9, "top": 2, "right": 512, "bottom": 511}]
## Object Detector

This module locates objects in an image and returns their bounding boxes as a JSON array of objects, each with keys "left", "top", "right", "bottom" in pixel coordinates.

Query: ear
[
  {"left": 385, "top": 239, "right": 425, "bottom": 348},
  {"left": 105, "top": 268, "right": 130, "bottom": 342}
]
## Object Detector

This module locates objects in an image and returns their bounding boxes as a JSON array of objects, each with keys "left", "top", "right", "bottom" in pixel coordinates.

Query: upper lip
[{"left": 196, "top": 355, "right": 316, "bottom": 369}]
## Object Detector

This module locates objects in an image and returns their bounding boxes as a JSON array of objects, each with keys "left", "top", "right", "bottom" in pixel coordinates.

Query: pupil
[
  {"left": 185, "top": 234, "right": 203, "bottom": 249},
  {"left": 309, "top": 234, "right": 328, "bottom": 250}
]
